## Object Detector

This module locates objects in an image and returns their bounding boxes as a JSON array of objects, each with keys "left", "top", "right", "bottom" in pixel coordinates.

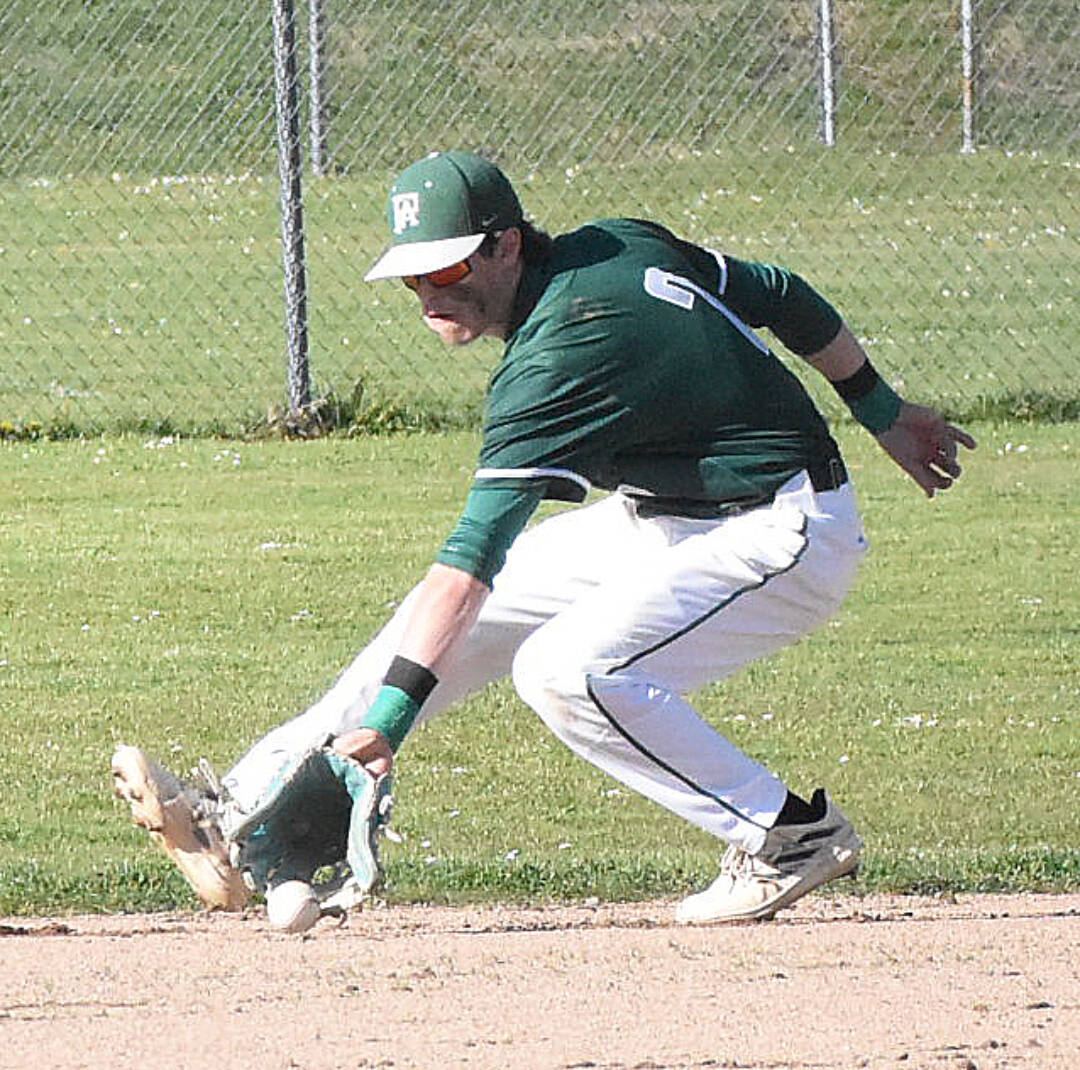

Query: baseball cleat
[
  {"left": 675, "top": 789, "right": 860, "bottom": 925},
  {"left": 111, "top": 744, "right": 250, "bottom": 911}
]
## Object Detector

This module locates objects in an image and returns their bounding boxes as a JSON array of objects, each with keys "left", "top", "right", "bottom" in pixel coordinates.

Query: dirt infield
[{"left": 2, "top": 892, "right": 1078, "bottom": 1069}]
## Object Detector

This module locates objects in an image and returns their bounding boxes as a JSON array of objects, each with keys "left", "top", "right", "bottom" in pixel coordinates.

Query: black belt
[
  {"left": 808, "top": 455, "right": 849, "bottom": 493},
  {"left": 629, "top": 456, "right": 848, "bottom": 520}
]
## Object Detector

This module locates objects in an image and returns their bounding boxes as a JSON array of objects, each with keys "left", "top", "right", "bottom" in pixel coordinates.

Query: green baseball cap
[{"left": 364, "top": 151, "right": 524, "bottom": 281}]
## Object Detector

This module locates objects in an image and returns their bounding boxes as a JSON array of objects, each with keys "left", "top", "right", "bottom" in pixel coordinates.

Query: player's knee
[{"left": 511, "top": 637, "right": 592, "bottom": 736}]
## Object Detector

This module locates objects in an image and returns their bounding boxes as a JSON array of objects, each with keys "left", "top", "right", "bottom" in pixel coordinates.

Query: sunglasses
[{"left": 402, "top": 258, "right": 472, "bottom": 292}]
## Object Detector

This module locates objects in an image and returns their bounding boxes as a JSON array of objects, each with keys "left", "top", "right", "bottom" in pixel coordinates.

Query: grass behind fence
[
  {"left": 7, "top": 0, "right": 1077, "bottom": 176},
  {"left": 3, "top": 146, "right": 1077, "bottom": 438},
  {"left": 1, "top": 419, "right": 1077, "bottom": 915}
]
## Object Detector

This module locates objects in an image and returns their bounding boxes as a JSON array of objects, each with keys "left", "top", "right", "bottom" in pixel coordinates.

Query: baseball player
[{"left": 114, "top": 150, "right": 974, "bottom": 927}]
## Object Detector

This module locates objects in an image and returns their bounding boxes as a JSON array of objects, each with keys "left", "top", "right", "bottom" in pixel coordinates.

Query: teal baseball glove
[{"left": 224, "top": 746, "right": 394, "bottom": 899}]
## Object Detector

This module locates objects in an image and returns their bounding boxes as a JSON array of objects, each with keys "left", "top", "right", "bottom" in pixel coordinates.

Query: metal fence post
[
  {"left": 309, "top": 0, "right": 329, "bottom": 175},
  {"left": 819, "top": 0, "right": 837, "bottom": 147},
  {"left": 961, "top": 0, "right": 977, "bottom": 153},
  {"left": 272, "top": 0, "right": 311, "bottom": 412}
]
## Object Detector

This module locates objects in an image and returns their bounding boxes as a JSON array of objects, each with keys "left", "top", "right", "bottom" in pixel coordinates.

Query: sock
[{"left": 775, "top": 788, "right": 826, "bottom": 826}]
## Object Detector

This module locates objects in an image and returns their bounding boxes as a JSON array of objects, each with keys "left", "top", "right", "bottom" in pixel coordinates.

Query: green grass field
[{"left": 1, "top": 418, "right": 1077, "bottom": 915}]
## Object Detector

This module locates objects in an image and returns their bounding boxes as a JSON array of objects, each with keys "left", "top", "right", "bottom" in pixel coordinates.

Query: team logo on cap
[{"left": 391, "top": 192, "right": 421, "bottom": 235}]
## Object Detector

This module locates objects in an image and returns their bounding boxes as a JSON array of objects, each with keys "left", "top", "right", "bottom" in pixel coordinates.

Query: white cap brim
[{"left": 364, "top": 233, "right": 487, "bottom": 282}]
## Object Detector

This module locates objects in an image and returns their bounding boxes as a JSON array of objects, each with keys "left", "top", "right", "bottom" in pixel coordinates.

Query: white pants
[{"left": 224, "top": 471, "right": 867, "bottom": 854}]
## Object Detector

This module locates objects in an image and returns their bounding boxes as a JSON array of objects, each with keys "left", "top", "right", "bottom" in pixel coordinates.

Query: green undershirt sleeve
[
  {"left": 721, "top": 257, "right": 843, "bottom": 357},
  {"left": 435, "top": 481, "right": 546, "bottom": 587}
]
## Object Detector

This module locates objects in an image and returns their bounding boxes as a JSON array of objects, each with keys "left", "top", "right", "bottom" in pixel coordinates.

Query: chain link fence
[{"left": 1, "top": 0, "right": 1076, "bottom": 436}]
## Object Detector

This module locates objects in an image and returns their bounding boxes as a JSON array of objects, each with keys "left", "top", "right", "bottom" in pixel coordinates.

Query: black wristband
[
  {"left": 831, "top": 359, "right": 881, "bottom": 401},
  {"left": 383, "top": 655, "right": 438, "bottom": 706}
]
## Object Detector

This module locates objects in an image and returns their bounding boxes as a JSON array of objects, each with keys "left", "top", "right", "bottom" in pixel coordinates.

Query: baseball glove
[{"left": 223, "top": 746, "right": 393, "bottom": 898}]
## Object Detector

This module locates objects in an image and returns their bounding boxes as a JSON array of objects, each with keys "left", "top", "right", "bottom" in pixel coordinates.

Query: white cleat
[
  {"left": 111, "top": 744, "right": 250, "bottom": 911},
  {"left": 675, "top": 789, "right": 861, "bottom": 925}
]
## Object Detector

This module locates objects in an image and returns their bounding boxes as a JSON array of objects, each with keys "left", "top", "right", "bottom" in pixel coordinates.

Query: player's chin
[{"left": 423, "top": 315, "right": 478, "bottom": 346}]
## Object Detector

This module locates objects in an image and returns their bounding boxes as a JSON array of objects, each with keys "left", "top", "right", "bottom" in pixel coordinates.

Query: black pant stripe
[
  {"left": 585, "top": 674, "right": 764, "bottom": 830},
  {"left": 618, "top": 515, "right": 810, "bottom": 674},
  {"left": 583, "top": 517, "right": 811, "bottom": 834}
]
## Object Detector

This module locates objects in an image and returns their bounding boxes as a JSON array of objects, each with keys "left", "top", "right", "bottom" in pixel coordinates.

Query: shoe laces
[
  {"left": 719, "top": 843, "right": 782, "bottom": 884},
  {"left": 188, "top": 759, "right": 233, "bottom": 834},
  {"left": 191, "top": 757, "right": 256, "bottom": 841},
  {"left": 719, "top": 844, "right": 753, "bottom": 879},
  {"left": 193, "top": 757, "right": 223, "bottom": 799}
]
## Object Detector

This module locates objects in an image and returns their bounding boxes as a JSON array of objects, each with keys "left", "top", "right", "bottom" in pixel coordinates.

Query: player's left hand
[
  {"left": 332, "top": 727, "right": 394, "bottom": 778},
  {"left": 875, "top": 402, "right": 977, "bottom": 497},
  {"left": 226, "top": 746, "right": 393, "bottom": 897}
]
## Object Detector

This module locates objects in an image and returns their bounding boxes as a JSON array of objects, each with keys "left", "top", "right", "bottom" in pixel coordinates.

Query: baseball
[{"left": 266, "top": 880, "right": 321, "bottom": 933}]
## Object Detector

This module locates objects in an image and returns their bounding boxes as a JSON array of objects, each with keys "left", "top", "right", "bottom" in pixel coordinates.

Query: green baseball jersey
[{"left": 437, "top": 218, "right": 845, "bottom": 584}]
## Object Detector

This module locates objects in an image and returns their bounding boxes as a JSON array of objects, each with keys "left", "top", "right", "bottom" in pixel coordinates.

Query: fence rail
[{"left": 1, "top": 0, "right": 1077, "bottom": 437}]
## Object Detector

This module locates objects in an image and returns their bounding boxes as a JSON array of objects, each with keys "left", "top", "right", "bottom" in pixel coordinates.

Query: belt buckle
[{"left": 828, "top": 457, "right": 844, "bottom": 490}]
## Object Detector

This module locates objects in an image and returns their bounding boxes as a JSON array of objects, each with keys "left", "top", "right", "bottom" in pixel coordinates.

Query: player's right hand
[{"left": 875, "top": 401, "right": 977, "bottom": 497}]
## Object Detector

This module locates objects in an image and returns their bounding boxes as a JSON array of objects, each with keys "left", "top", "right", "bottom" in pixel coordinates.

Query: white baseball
[{"left": 266, "top": 880, "right": 320, "bottom": 933}]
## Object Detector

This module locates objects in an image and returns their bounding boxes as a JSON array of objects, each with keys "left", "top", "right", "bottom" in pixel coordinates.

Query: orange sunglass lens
[
  {"left": 428, "top": 260, "right": 472, "bottom": 286},
  {"left": 402, "top": 258, "right": 471, "bottom": 291}
]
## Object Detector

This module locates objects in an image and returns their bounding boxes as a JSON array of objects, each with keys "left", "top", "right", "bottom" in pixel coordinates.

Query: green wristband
[
  {"left": 847, "top": 377, "right": 903, "bottom": 434},
  {"left": 360, "top": 685, "right": 421, "bottom": 752}
]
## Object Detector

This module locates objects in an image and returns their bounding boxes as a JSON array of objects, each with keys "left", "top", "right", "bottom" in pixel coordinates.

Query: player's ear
[{"left": 494, "top": 226, "right": 522, "bottom": 264}]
